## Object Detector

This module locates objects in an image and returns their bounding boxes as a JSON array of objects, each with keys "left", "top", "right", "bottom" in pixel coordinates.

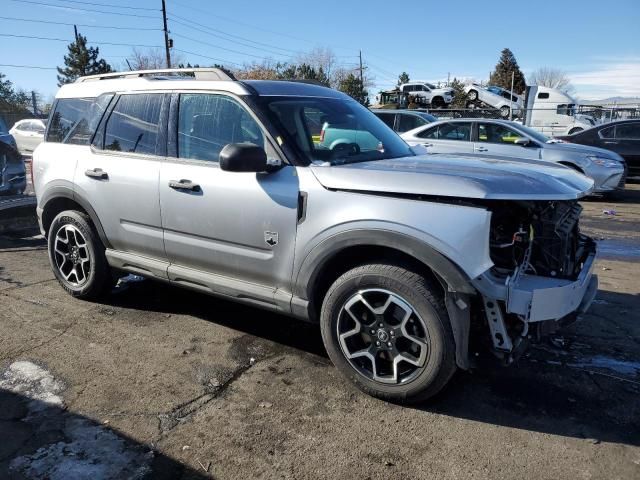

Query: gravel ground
[{"left": 0, "top": 186, "right": 638, "bottom": 479}]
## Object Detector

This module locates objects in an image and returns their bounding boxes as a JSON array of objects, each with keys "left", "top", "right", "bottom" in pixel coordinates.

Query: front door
[
  {"left": 474, "top": 122, "right": 541, "bottom": 159},
  {"left": 75, "top": 92, "right": 168, "bottom": 263},
  {"left": 159, "top": 92, "right": 299, "bottom": 293},
  {"left": 417, "top": 121, "right": 475, "bottom": 154}
]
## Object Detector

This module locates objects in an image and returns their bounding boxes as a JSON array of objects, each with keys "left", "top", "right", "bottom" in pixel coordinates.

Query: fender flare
[
  {"left": 294, "top": 228, "right": 476, "bottom": 300},
  {"left": 40, "top": 185, "right": 111, "bottom": 248}
]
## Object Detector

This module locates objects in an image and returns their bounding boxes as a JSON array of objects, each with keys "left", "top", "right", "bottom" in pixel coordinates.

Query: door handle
[
  {"left": 422, "top": 143, "right": 433, "bottom": 147},
  {"left": 168, "top": 179, "right": 201, "bottom": 192},
  {"left": 85, "top": 168, "right": 108, "bottom": 180},
  {"left": 476, "top": 147, "right": 488, "bottom": 152}
]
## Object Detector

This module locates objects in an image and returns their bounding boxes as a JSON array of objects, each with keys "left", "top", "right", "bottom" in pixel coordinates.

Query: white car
[
  {"left": 10, "top": 119, "right": 47, "bottom": 155},
  {"left": 399, "top": 82, "right": 454, "bottom": 108},
  {"left": 464, "top": 83, "right": 522, "bottom": 117}
]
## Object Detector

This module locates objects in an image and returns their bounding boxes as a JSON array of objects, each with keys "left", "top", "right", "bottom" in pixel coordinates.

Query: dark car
[
  {"left": 371, "top": 109, "right": 437, "bottom": 134},
  {"left": 557, "top": 120, "right": 640, "bottom": 179}
]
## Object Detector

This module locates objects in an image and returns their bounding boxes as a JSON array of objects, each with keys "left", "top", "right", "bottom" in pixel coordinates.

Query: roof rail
[{"left": 76, "top": 68, "right": 235, "bottom": 83}]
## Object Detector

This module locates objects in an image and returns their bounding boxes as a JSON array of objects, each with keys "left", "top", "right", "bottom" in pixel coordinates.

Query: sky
[{"left": 1, "top": 0, "right": 639, "bottom": 102}]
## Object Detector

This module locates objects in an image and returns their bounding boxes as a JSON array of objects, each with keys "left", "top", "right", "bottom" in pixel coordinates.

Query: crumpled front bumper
[{"left": 472, "top": 243, "right": 598, "bottom": 322}]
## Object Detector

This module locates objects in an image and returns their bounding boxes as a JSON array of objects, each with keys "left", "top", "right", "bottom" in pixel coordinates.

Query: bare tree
[
  {"left": 125, "top": 48, "right": 184, "bottom": 70},
  {"left": 528, "top": 67, "right": 574, "bottom": 93}
]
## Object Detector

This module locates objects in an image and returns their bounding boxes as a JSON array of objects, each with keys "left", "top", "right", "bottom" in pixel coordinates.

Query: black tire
[
  {"left": 47, "top": 210, "right": 113, "bottom": 299},
  {"left": 431, "top": 97, "right": 445, "bottom": 108},
  {"left": 320, "top": 263, "right": 456, "bottom": 403},
  {"left": 467, "top": 89, "right": 478, "bottom": 101}
]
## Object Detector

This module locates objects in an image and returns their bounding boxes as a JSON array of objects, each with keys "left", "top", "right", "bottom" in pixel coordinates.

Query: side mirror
[
  {"left": 514, "top": 137, "right": 531, "bottom": 146},
  {"left": 219, "top": 143, "right": 268, "bottom": 172}
]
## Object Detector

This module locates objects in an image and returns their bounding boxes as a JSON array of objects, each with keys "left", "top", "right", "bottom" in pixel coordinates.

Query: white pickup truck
[{"left": 399, "top": 82, "right": 454, "bottom": 108}]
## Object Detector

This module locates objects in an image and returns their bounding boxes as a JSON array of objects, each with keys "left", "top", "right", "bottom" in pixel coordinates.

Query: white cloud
[{"left": 568, "top": 59, "right": 640, "bottom": 100}]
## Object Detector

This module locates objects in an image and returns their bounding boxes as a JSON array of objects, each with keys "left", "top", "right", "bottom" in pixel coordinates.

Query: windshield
[
  {"left": 261, "top": 96, "right": 414, "bottom": 164},
  {"left": 514, "top": 124, "right": 552, "bottom": 143}
]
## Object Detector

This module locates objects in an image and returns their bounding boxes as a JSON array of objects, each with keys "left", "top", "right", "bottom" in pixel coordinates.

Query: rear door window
[
  {"left": 103, "top": 94, "right": 163, "bottom": 155},
  {"left": 397, "top": 114, "right": 426, "bottom": 133},
  {"left": 375, "top": 113, "right": 396, "bottom": 129},
  {"left": 477, "top": 123, "right": 521, "bottom": 144},
  {"left": 419, "top": 122, "right": 471, "bottom": 141}
]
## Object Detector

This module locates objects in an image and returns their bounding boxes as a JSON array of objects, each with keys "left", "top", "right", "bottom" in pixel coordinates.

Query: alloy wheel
[
  {"left": 337, "top": 289, "right": 430, "bottom": 384},
  {"left": 53, "top": 224, "right": 91, "bottom": 287}
]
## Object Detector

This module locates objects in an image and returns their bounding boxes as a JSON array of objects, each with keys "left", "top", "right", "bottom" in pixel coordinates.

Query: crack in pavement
[{"left": 156, "top": 356, "right": 267, "bottom": 438}]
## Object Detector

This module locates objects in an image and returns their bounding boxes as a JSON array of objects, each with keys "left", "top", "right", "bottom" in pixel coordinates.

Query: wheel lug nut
[
  {"left": 376, "top": 341, "right": 380, "bottom": 346},
  {"left": 370, "top": 329, "right": 375, "bottom": 334},
  {"left": 390, "top": 331, "right": 394, "bottom": 336},
  {"left": 379, "top": 323, "right": 383, "bottom": 327},
  {"left": 387, "top": 342, "right": 392, "bottom": 347}
]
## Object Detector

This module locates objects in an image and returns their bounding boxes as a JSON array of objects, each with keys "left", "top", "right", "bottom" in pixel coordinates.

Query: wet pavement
[{"left": 0, "top": 185, "right": 639, "bottom": 479}]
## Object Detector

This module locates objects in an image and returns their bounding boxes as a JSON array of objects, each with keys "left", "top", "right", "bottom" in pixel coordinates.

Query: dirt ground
[{"left": 0, "top": 186, "right": 639, "bottom": 480}]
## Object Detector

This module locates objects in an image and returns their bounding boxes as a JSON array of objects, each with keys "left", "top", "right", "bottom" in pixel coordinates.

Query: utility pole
[
  {"left": 358, "top": 50, "right": 364, "bottom": 86},
  {"left": 31, "top": 91, "right": 38, "bottom": 116},
  {"left": 161, "top": 0, "right": 171, "bottom": 68},
  {"left": 509, "top": 71, "right": 515, "bottom": 121}
]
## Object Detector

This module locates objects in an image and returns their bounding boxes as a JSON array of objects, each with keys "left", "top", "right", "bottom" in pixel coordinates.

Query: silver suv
[{"left": 34, "top": 68, "right": 598, "bottom": 402}]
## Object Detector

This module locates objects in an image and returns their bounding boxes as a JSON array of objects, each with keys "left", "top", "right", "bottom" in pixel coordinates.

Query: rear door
[
  {"left": 474, "top": 122, "right": 541, "bottom": 159},
  {"left": 414, "top": 121, "right": 474, "bottom": 154},
  {"left": 159, "top": 92, "right": 299, "bottom": 291},
  {"left": 396, "top": 113, "right": 427, "bottom": 133},
  {"left": 614, "top": 122, "right": 640, "bottom": 175},
  {"left": 75, "top": 92, "right": 168, "bottom": 269}
]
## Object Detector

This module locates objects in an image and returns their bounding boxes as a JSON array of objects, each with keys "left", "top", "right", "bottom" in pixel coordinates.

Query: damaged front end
[{"left": 471, "top": 199, "right": 598, "bottom": 362}]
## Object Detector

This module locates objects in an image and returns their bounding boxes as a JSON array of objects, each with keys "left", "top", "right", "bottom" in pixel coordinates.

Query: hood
[
  {"left": 543, "top": 141, "right": 623, "bottom": 160},
  {"left": 434, "top": 88, "right": 454, "bottom": 95},
  {"left": 310, "top": 154, "right": 594, "bottom": 200}
]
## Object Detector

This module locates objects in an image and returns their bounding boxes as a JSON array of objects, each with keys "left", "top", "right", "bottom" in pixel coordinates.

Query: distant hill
[{"left": 580, "top": 97, "right": 640, "bottom": 106}]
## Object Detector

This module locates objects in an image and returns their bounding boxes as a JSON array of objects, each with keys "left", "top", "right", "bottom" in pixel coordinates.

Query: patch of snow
[
  {"left": 0, "top": 360, "right": 65, "bottom": 413},
  {"left": 10, "top": 418, "right": 152, "bottom": 480}
]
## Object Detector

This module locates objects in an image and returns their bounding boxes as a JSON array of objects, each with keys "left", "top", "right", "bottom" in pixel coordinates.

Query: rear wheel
[
  {"left": 500, "top": 105, "right": 511, "bottom": 118},
  {"left": 467, "top": 90, "right": 478, "bottom": 101},
  {"left": 320, "top": 264, "right": 456, "bottom": 403},
  {"left": 48, "top": 210, "right": 114, "bottom": 299}
]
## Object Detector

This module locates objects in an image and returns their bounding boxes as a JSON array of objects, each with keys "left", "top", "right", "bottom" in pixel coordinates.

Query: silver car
[
  {"left": 34, "top": 68, "right": 598, "bottom": 403},
  {"left": 401, "top": 118, "right": 625, "bottom": 194}
]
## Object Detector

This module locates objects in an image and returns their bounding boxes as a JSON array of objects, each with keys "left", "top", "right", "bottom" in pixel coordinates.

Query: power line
[
  {"left": 168, "top": 14, "right": 304, "bottom": 57},
  {"left": 0, "top": 33, "right": 163, "bottom": 48},
  {"left": 30, "top": 0, "right": 159, "bottom": 11},
  {"left": 171, "top": 32, "right": 286, "bottom": 61},
  {"left": 0, "top": 15, "right": 161, "bottom": 30},
  {"left": 8, "top": 0, "right": 160, "bottom": 18},
  {"left": 172, "top": 48, "right": 242, "bottom": 67},
  {"left": 0, "top": 63, "right": 57, "bottom": 70}
]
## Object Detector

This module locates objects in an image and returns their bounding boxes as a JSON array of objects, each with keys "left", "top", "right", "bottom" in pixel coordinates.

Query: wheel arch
[
  {"left": 40, "top": 188, "right": 111, "bottom": 248},
  {"left": 558, "top": 161, "right": 585, "bottom": 175}
]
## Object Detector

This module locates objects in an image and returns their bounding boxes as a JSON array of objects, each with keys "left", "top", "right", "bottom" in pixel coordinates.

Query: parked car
[
  {"left": 35, "top": 68, "right": 598, "bottom": 403},
  {"left": 10, "top": 118, "right": 47, "bottom": 156},
  {"left": 464, "top": 83, "right": 522, "bottom": 117},
  {"left": 557, "top": 119, "right": 640, "bottom": 179},
  {"left": 371, "top": 109, "right": 437, "bottom": 133},
  {"left": 0, "top": 116, "right": 18, "bottom": 151},
  {"left": 401, "top": 118, "right": 625, "bottom": 195},
  {"left": 0, "top": 140, "right": 27, "bottom": 195},
  {"left": 399, "top": 82, "right": 454, "bottom": 107}
]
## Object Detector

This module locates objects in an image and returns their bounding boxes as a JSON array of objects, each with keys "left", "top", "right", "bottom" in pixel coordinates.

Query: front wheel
[
  {"left": 467, "top": 90, "right": 478, "bottom": 101},
  {"left": 500, "top": 105, "right": 511, "bottom": 118},
  {"left": 320, "top": 264, "right": 456, "bottom": 403},
  {"left": 48, "top": 210, "right": 114, "bottom": 299}
]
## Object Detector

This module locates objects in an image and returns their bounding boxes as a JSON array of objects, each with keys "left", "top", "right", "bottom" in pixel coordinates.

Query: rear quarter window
[{"left": 47, "top": 95, "right": 113, "bottom": 145}]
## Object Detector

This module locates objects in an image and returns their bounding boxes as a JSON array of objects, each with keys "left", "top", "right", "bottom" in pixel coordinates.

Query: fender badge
[{"left": 264, "top": 231, "right": 278, "bottom": 247}]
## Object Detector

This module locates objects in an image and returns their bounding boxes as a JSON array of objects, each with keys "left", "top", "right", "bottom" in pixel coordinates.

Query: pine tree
[
  {"left": 397, "top": 72, "right": 410, "bottom": 86},
  {"left": 57, "top": 34, "right": 112, "bottom": 86},
  {"left": 338, "top": 73, "right": 369, "bottom": 106},
  {"left": 489, "top": 48, "right": 526, "bottom": 94},
  {"left": 448, "top": 78, "right": 468, "bottom": 108}
]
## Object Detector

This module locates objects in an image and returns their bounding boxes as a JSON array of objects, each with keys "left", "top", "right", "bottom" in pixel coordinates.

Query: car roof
[{"left": 55, "top": 69, "right": 348, "bottom": 100}]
